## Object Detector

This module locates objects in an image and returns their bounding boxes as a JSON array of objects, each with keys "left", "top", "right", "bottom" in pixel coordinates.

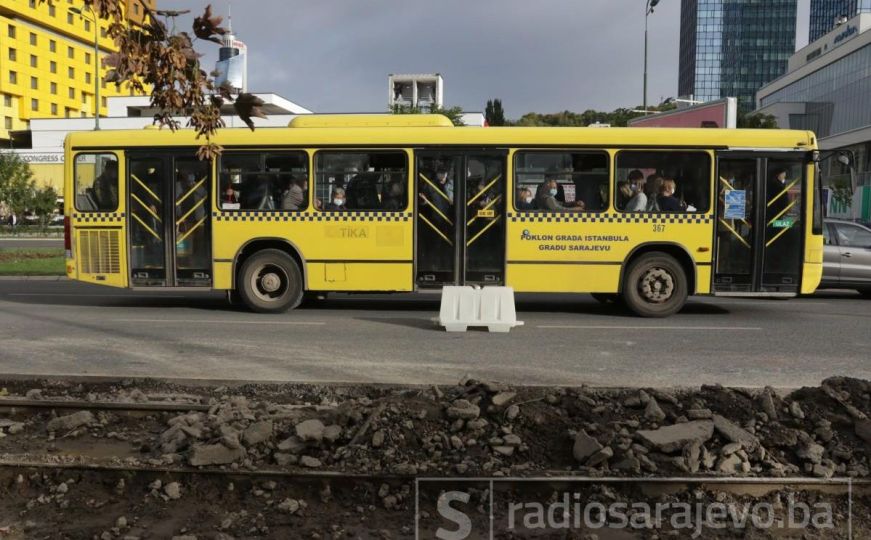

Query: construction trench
[{"left": 0, "top": 376, "right": 869, "bottom": 538}]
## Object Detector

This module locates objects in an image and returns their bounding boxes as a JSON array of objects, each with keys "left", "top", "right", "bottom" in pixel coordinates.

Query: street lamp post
[
  {"left": 69, "top": 6, "right": 100, "bottom": 131},
  {"left": 644, "top": 0, "right": 660, "bottom": 112}
]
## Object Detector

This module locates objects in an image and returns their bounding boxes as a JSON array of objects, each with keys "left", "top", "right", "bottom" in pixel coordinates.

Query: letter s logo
[{"left": 436, "top": 490, "right": 472, "bottom": 540}]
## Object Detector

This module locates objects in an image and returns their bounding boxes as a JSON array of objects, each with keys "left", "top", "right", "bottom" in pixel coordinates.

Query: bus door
[
  {"left": 128, "top": 153, "right": 212, "bottom": 287},
  {"left": 714, "top": 154, "right": 805, "bottom": 293},
  {"left": 415, "top": 151, "right": 507, "bottom": 287}
]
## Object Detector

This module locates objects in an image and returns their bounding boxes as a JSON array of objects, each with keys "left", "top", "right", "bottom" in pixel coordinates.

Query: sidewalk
[{"left": 0, "top": 275, "right": 66, "bottom": 280}]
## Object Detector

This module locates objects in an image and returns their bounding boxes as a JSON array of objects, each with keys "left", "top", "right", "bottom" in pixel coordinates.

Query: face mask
[
  {"left": 437, "top": 175, "right": 447, "bottom": 183},
  {"left": 524, "top": 197, "right": 533, "bottom": 204},
  {"left": 549, "top": 188, "right": 558, "bottom": 196},
  {"left": 333, "top": 198, "right": 344, "bottom": 206}
]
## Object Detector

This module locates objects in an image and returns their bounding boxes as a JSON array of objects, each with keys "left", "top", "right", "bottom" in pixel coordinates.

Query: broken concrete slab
[{"left": 636, "top": 420, "right": 714, "bottom": 453}]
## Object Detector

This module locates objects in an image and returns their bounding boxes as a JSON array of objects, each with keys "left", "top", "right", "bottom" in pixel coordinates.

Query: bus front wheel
[
  {"left": 238, "top": 249, "right": 304, "bottom": 313},
  {"left": 622, "top": 252, "right": 688, "bottom": 318}
]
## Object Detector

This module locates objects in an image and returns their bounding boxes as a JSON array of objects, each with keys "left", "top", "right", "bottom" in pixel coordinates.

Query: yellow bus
[{"left": 63, "top": 115, "right": 824, "bottom": 317}]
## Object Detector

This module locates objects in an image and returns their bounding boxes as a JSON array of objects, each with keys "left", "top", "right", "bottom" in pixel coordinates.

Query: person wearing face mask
[
  {"left": 326, "top": 187, "right": 348, "bottom": 211},
  {"left": 657, "top": 178, "right": 686, "bottom": 212},
  {"left": 624, "top": 170, "right": 648, "bottom": 212},
  {"left": 421, "top": 168, "right": 454, "bottom": 216},
  {"left": 516, "top": 188, "right": 535, "bottom": 210},
  {"left": 537, "top": 177, "right": 585, "bottom": 212},
  {"left": 281, "top": 176, "right": 307, "bottom": 210}
]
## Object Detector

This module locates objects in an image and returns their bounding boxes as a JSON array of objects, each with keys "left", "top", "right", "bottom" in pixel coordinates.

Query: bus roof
[{"left": 66, "top": 121, "right": 816, "bottom": 151}]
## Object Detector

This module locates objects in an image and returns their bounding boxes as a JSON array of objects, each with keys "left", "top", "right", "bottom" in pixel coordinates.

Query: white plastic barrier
[{"left": 437, "top": 286, "right": 524, "bottom": 333}]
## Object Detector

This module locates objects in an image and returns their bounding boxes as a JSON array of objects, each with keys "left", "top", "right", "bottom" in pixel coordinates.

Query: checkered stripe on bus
[
  {"left": 212, "top": 211, "right": 412, "bottom": 223},
  {"left": 72, "top": 212, "right": 126, "bottom": 223},
  {"left": 509, "top": 213, "right": 713, "bottom": 224}
]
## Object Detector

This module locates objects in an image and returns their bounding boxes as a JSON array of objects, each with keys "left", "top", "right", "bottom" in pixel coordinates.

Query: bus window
[
  {"left": 615, "top": 151, "right": 711, "bottom": 213},
  {"left": 315, "top": 152, "right": 407, "bottom": 211},
  {"left": 74, "top": 153, "right": 118, "bottom": 211},
  {"left": 218, "top": 151, "right": 309, "bottom": 211},
  {"left": 513, "top": 151, "right": 609, "bottom": 212}
]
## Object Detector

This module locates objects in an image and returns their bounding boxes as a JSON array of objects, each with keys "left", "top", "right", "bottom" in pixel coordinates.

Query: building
[
  {"left": 214, "top": 14, "right": 247, "bottom": 93},
  {"left": 0, "top": 0, "right": 153, "bottom": 143},
  {"left": 13, "top": 94, "right": 311, "bottom": 194},
  {"left": 809, "top": 0, "right": 871, "bottom": 43},
  {"left": 756, "top": 13, "right": 871, "bottom": 220},
  {"left": 678, "top": 0, "right": 797, "bottom": 112},
  {"left": 388, "top": 74, "right": 443, "bottom": 111}
]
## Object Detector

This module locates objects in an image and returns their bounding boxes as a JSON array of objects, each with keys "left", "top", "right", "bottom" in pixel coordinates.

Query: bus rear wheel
[
  {"left": 622, "top": 252, "right": 688, "bottom": 318},
  {"left": 238, "top": 249, "right": 303, "bottom": 313}
]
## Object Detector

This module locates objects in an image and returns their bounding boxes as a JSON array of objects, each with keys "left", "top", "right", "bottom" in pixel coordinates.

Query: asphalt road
[
  {"left": 0, "top": 238, "right": 63, "bottom": 249},
  {"left": 0, "top": 279, "right": 868, "bottom": 389}
]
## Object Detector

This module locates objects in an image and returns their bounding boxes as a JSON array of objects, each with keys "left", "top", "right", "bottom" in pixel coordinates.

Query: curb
[{"left": 0, "top": 275, "right": 67, "bottom": 281}]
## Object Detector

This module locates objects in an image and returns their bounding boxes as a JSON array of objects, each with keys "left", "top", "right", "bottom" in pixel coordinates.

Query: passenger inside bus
[
  {"left": 281, "top": 176, "right": 307, "bottom": 210},
  {"left": 92, "top": 160, "right": 119, "bottom": 211},
  {"left": 325, "top": 187, "right": 347, "bottom": 211},
  {"left": 657, "top": 178, "right": 687, "bottom": 212},
  {"left": 624, "top": 170, "right": 647, "bottom": 211},
  {"left": 381, "top": 181, "right": 405, "bottom": 210},
  {"left": 516, "top": 188, "right": 534, "bottom": 210},
  {"left": 645, "top": 174, "right": 663, "bottom": 211},
  {"left": 616, "top": 181, "right": 632, "bottom": 209},
  {"left": 536, "top": 177, "right": 585, "bottom": 212}
]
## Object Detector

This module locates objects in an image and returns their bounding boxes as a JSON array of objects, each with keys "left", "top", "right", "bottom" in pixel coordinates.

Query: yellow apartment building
[{"left": 0, "top": 0, "right": 154, "bottom": 143}]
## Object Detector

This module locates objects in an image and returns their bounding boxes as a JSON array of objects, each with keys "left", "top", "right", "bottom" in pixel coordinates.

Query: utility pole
[
  {"left": 69, "top": 6, "right": 100, "bottom": 130},
  {"left": 644, "top": 0, "right": 660, "bottom": 112}
]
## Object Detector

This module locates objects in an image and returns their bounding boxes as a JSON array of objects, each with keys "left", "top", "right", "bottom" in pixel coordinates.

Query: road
[
  {"left": 0, "top": 279, "right": 868, "bottom": 389},
  {"left": 0, "top": 238, "right": 63, "bottom": 249}
]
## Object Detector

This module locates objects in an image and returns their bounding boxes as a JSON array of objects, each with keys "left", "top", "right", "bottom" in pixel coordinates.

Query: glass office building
[
  {"left": 679, "top": 0, "right": 797, "bottom": 111},
  {"left": 810, "top": 0, "right": 871, "bottom": 43}
]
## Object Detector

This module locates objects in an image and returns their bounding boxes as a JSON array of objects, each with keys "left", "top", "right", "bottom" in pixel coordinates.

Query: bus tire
[
  {"left": 238, "top": 249, "right": 304, "bottom": 313},
  {"left": 622, "top": 252, "right": 688, "bottom": 318}
]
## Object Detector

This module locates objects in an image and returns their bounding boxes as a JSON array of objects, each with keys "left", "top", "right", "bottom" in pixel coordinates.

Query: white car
[{"left": 821, "top": 219, "right": 871, "bottom": 297}]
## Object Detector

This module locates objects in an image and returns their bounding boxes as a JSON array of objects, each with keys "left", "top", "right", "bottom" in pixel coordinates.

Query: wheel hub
[
  {"left": 640, "top": 268, "right": 674, "bottom": 303},
  {"left": 260, "top": 272, "right": 281, "bottom": 293}
]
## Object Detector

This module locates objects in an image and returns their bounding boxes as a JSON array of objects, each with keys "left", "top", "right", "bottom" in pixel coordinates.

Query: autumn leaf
[
  {"left": 234, "top": 93, "right": 267, "bottom": 131},
  {"left": 193, "top": 4, "right": 226, "bottom": 44}
]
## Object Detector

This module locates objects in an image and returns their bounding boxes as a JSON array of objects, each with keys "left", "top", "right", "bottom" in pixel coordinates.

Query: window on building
[
  {"left": 28, "top": 0, "right": 36, "bottom": 8},
  {"left": 3, "top": 95, "right": 11, "bottom": 107},
  {"left": 101, "top": 97, "right": 107, "bottom": 108},
  {"left": 81, "top": 93, "right": 88, "bottom": 104},
  {"left": 49, "top": 4, "right": 55, "bottom": 16},
  {"left": 68, "top": 47, "right": 74, "bottom": 59},
  {"left": 49, "top": 40, "right": 56, "bottom": 52},
  {"left": 9, "top": 71, "right": 17, "bottom": 85},
  {"left": 30, "top": 55, "right": 37, "bottom": 68},
  {"left": 7, "top": 25, "right": 16, "bottom": 39},
  {"left": 68, "top": 88, "right": 75, "bottom": 99},
  {"left": 615, "top": 151, "right": 712, "bottom": 213},
  {"left": 80, "top": 111, "right": 86, "bottom": 118},
  {"left": 29, "top": 33, "right": 36, "bottom": 46},
  {"left": 7, "top": 49, "right": 15, "bottom": 62},
  {"left": 85, "top": 72, "right": 91, "bottom": 84},
  {"left": 514, "top": 151, "right": 610, "bottom": 212},
  {"left": 84, "top": 19, "right": 90, "bottom": 32},
  {"left": 75, "top": 153, "right": 119, "bottom": 212},
  {"left": 51, "top": 103, "right": 58, "bottom": 115},
  {"left": 4, "top": 117, "right": 12, "bottom": 130},
  {"left": 50, "top": 61, "right": 57, "bottom": 73},
  {"left": 218, "top": 152, "right": 310, "bottom": 211},
  {"left": 85, "top": 52, "right": 91, "bottom": 64},
  {"left": 100, "top": 28, "right": 107, "bottom": 38},
  {"left": 50, "top": 82, "right": 57, "bottom": 94},
  {"left": 31, "top": 99, "right": 38, "bottom": 111},
  {"left": 67, "top": 12, "right": 74, "bottom": 24},
  {"left": 68, "top": 67, "right": 75, "bottom": 78},
  {"left": 315, "top": 152, "right": 408, "bottom": 211},
  {"left": 30, "top": 77, "right": 38, "bottom": 90}
]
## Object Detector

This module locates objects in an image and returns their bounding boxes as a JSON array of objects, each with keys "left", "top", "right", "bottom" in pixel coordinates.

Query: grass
[{"left": 0, "top": 248, "right": 65, "bottom": 276}]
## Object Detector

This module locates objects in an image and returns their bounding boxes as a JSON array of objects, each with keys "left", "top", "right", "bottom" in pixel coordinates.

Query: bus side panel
[
  {"left": 802, "top": 163, "right": 824, "bottom": 294},
  {"left": 213, "top": 217, "right": 415, "bottom": 292},
  {"left": 505, "top": 217, "right": 713, "bottom": 294}
]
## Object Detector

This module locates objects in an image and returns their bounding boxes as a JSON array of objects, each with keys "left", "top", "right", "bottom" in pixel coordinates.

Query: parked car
[{"left": 821, "top": 219, "right": 871, "bottom": 297}]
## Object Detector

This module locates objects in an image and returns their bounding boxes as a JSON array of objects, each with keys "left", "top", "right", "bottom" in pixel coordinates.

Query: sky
[{"left": 164, "top": 0, "right": 812, "bottom": 118}]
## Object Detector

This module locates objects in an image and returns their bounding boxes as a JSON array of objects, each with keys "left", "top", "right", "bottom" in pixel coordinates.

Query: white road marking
[
  {"left": 116, "top": 318, "right": 325, "bottom": 326},
  {"left": 536, "top": 325, "right": 761, "bottom": 331}
]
